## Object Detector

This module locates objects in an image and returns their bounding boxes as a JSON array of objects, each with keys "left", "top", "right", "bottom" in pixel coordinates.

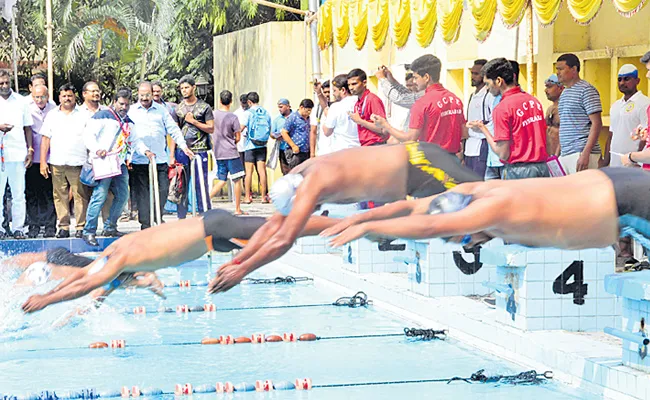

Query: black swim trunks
[
  {"left": 46, "top": 247, "right": 93, "bottom": 267},
  {"left": 600, "top": 167, "right": 650, "bottom": 220},
  {"left": 404, "top": 142, "right": 483, "bottom": 198},
  {"left": 202, "top": 209, "right": 267, "bottom": 252}
]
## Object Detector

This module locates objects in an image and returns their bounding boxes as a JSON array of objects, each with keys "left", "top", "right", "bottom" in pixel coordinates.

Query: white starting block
[
  {"left": 402, "top": 238, "right": 501, "bottom": 297},
  {"left": 342, "top": 238, "right": 408, "bottom": 274},
  {"left": 294, "top": 236, "right": 334, "bottom": 255},
  {"left": 481, "top": 245, "right": 619, "bottom": 332},
  {"left": 604, "top": 271, "right": 650, "bottom": 372}
]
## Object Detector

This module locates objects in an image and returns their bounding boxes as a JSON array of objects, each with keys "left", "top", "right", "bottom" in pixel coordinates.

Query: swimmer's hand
[
  {"left": 22, "top": 293, "right": 51, "bottom": 313},
  {"left": 328, "top": 223, "right": 369, "bottom": 248},
  {"left": 207, "top": 262, "right": 248, "bottom": 294},
  {"left": 320, "top": 214, "right": 364, "bottom": 238},
  {"left": 129, "top": 272, "right": 166, "bottom": 299}
]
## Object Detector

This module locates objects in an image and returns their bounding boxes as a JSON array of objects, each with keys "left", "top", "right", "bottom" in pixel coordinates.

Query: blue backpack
[{"left": 248, "top": 106, "right": 271, "bottom": 146}]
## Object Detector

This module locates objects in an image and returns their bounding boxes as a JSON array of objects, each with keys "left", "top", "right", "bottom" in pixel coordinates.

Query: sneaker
[
  {"left": 13, "top": 231, "right": 26, "bottom": 240},
  {"left": 101, "top": 229, "right": 125, "bottom": 238},
  {"left": 55, "top": 229, "right": 70, "bottom": 238}
]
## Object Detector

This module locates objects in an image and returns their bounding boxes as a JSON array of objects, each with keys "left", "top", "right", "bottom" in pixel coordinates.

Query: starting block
[
  {"left": 294, "top": 236, "right": 333, "bottom": 255},
  {"left": 342, "top": 238, "right": 408, "bottom": 274},
  {"left": 604, "top": 271, "right": 650, "bottom": 372},
  {"left": 403, "top": 238, "right": 501, "bottom": 297},
  {"left": 481, "top": 245, "right": 620, "bottom": 331}
]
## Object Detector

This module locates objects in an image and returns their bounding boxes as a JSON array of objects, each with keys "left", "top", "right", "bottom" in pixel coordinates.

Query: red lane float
[
  {"left": 174, "top": 383, "right": 193, "bottom": 395},
  {"left": 89, "top": 342, "right": 108, "bottom": 349},
  {"left": 219, "top": 335, "right": 235, "bottom": 345},
  {"left": 283, "top": 333, "right": 297, "bottom": 342},
  {"left": 176, "top": 305, "right": 190, "bottom": 313},
  {"left": 265, "top": 335, "right": 283, "bottom": 342},
  {"left": 110, "top": 339, "right": 125, "bottom": 348},
  {"left": 133, "top": 306, "right": 146, "bottom": 314},
  {"left": 201, "top": 337, "right": 220, "bottom": 345},
  {"left": 251, "top": 333, "right": 265, "bottom": 343},
  {"left": 235, "top": 336, "right": 252, "bottom": 343},
  {"left": 295, "top": 378, "right": 313, "bottom": 390},
  {"left": 120, "top": 387, "right": 129, "bottom": 398},
  {"left": 179, "top": 280, "right": 191, "bottom": 287},
  {"left": 255, "top": 380, "right": 274, "bottom": 392},
  {"left": 203, "top": 304, "right": 216, "bottom": 312},
  {"left": 216, "top": 382, "right": 234, "bottom": 393},
  {"left": 299, "top": 333, "right": 317, "bottom": 341}
]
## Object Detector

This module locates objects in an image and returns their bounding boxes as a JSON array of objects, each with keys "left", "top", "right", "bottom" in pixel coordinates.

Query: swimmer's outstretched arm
[
  {"left": 21, "top": 254, "right": 126, "bottom": 313},
  {"left": 329, "top": 196, "right": 506, "bottom": 247}
]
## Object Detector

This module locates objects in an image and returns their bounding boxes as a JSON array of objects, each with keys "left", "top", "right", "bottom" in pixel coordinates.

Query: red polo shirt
[
  {"left": 409, "top": 84, "right": 465, "bottom": 153},
  {"left": 354, "top": 89, "right": 387, "bottom": 146},
  {"left": 493, "top": 87, "right": 548, "bottom": 164},
  {"left": 644, "top": 105, "right": 650, "bottom": 171}
]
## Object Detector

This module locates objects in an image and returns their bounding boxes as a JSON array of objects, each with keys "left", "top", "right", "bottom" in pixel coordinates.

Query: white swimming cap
[
  {"left": 25, "top": 262, "right": 52, "bottom": 286},
  {"left": 270, "top": 174, "right": 305, "bottom": 216}
]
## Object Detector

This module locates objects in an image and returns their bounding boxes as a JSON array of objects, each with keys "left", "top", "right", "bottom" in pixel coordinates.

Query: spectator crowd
[{"left": 1, "top": 49, "right": 649, "bottom": 254}]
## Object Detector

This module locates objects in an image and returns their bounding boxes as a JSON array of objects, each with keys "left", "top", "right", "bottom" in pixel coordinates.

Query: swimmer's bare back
[
  {"left": 460, "top": 169, "right": 619, "bottom": 249},
  {"left": 292, "top": 145, "right": 409, "bottom": 204}
]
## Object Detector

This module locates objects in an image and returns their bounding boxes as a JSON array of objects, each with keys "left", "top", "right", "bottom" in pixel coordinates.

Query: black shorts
[
  {"left": 244, "top": 147, "right": 267, "bottom": 164},
  {"left": 404, "top": 142, "right": 483, "bottom": 198},
  {"left": 202, "top": 209, "right": 267, "bottom": 252},
  {"left": 46, "top": 247, "right": 93, "bottom": 267},
  {"left": 601, "top": 167, "right": 650, "bottom": 218}
]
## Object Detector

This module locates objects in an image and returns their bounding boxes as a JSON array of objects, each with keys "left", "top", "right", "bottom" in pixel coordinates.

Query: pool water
[{"left": 0, "top": 257, "right": 601, "bottom": 399}]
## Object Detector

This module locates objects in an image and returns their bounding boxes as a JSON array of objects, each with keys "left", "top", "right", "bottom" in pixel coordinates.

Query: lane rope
[{"left": 165, "top": 276, "right": 313, "bottom": 288}]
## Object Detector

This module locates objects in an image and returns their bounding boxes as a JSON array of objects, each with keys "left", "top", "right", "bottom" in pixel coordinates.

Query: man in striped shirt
[{"left": 555, "top": 53, "right": 604, "bottom": 174}]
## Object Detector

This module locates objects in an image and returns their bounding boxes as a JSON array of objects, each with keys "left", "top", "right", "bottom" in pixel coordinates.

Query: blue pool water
[{"left": 0, "top": 257, "right": 601, "bottom": 399}]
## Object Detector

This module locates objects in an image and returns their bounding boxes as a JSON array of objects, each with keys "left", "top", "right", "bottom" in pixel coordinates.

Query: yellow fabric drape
[
  {"left": 498, "top": 0, "right": 529, "bottom": 27},
  {"left": 611, "top": 0, "right": 647, "bottom": 16},
  {"left": 566, "top": 0, "right": 603, "bottom": 23},
  {"left": 438, "top": 0, "right": 463, "bottom": 44},
  {"left": 317, "top": 1, "right": 333, "bottom": 49},
  {"left": 470, "top": 0, "right": 497, "bottom": 42},
  {"left": 334, "top": 0, "right": 351, "bottom": 47},
  {"left": 369, "top": 0, "right": 390, "bottom": 50},
  {"left": 531, "top": 0, "right": 562, "bottom": 25},
  {"left": 349, "top": 0, "right": 369, "bottom": 49},
  {"left": 411, "top": 0, "right": 437, "bottom": 47},
  {"left": 389, "top": 0, "right": 411, "bottom": 48}
]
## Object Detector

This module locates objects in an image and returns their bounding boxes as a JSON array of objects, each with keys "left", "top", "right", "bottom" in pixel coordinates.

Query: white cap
[{"left": 618, "top": 64, "right": 638, "bottom": 78}]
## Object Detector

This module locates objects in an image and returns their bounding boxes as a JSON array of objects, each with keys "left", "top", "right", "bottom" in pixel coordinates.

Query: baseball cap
[
  {"left": 278, "top": 98, "right": 290, "bottom": 106},
  {"left": 618, "top": 64, "right": 638, "bottom": 78},
  {"left": 545, "top": 74, "right": 561, "bottom": 85}
]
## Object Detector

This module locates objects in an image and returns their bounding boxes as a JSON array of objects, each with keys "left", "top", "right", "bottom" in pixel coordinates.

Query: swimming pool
[{"left": 1, "top": 256, "right": 601, "bottom": 399}]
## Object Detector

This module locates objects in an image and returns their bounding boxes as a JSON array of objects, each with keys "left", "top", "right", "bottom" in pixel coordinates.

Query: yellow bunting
[
  {"left": 369, "top": 0, "right": 390, "bottom": 50},
  {"left": 611, "top": 0, "right": 647, "bottom": 16},
  {"left": 334, "top": 0, "right": 351, "bottom": 47},
  {"left": 497, "top": 0, "right": 528, "bottom": 27},
  {"left": 531, "top": 0, "right": 561, "bottom": 25},
  {"left": 438, "top": 0, "right": 463, "bottom": 44},
  {"left": 411, "top": 0, "right": 437, "bottom": 47},
  {"left": 566, "top": 0, "right": 603, "bottom": 23},
  {"left": 349, "top": 0, "right": 369, "bottom": 49},
  {"left": 317, "top": 1, "right": 333, "bottom": 49},
  {"left": 470, "top": 0, "right": 497, "bottom": 42},
  {"left": 389, "top": 0, "right": 411, "bottom": 48}
]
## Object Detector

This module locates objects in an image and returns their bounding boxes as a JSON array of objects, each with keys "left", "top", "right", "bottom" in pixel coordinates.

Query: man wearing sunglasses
[{"left": 609, "top": 64, "right": 649, "bottom": 167}]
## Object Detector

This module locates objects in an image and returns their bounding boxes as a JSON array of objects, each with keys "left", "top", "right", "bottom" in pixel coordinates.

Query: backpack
[
  {"left": 168, "top": 163, "right": 187, "bottom": 205},
  {"left": 248, "top": 106, "right": 271, "bottom": 147}
]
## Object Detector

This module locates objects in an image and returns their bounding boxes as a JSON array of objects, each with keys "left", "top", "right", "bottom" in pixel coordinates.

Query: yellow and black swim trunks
[{"left": 404, "top": 142, "right": 483, "bottom": 198}]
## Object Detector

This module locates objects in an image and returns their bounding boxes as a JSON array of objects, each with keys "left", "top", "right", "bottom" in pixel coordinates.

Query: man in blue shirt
[
  {"left": 279, "top": 99, "right": 314, "bottom": 175},
  {"left": 128, "top": 81, "right": 194, "bottom": 230},
  {"left": 271, "top": 98, "right": 292, "bottom": 172},
  {"left": 242, "top": 92, "right": 271, "bottom": 203}
]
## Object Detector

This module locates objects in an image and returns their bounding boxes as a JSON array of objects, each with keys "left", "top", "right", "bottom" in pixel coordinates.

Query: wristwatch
[
  {"left": 629, "top": 152, "right": 636, "bottom": 163},
  {"left": 27, "top": 147, "right": 34, "bottom": 154}
]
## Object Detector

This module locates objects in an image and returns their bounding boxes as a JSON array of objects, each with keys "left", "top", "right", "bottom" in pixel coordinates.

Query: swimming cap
[
  {"left": 269, "top": 174, "right": 305, "bottom": 216},
  {"left": 428, "top": 192, "right": 473, "bottom": 215},
  {"left": 88, "top": 256, "right": 108, "bottom": 275},
  {"left": 25, "top": 262, "right": 52, "bottom": 286}
]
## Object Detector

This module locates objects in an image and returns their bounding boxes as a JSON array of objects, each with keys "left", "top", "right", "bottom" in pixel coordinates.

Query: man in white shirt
[
  {"left": 82, "top": 87, "right": 148, "bottom": 246},
  {"left": 40, "top": 83, "right": 91, "bottom": 239},
  {"left": 608, "top": 64, "right": 650, "bottom": 167},
  {"left": 26, "top": 84, "right": 57, "bottom": 238},
  {"left": 321, "top": 74, "right": 360, "bottom": 152},
  {"left": 128, "top": 81, "right": 193, "bottom": 230},
  {"left": 233, "top": 94, "right": 250, "bottom": 170},
  {"left": 310, "top": 80, "right": 331, "bottom": 156},
  {"left": 0, "top": 69, "right": 34, "bottom": 239},
  {"left": 464, "top": 59, "right": 493, "bottom": 178}
]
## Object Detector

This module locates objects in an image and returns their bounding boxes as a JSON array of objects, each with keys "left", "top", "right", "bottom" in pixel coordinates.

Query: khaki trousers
[{"left": 52, "top": 165, "right": 90, "bottom": 231}]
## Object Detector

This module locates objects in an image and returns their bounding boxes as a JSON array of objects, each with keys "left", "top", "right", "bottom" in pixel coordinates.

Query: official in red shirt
[
  {"left": 478, "top": 58, "right": 549, "bottom": 180},
  {"left": 347, "top": 68, "right": 388, "bottom": 146},
  {"left": 372, "top": 54, "right": 466, "bottom": 155}
]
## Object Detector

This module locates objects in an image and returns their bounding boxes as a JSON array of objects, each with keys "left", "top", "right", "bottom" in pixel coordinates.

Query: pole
[
  {"left": 11, "top": 7, "right": 18, "bottom": 92},
  {"left": 308, "top": 0, "right": 322, "bottom": 81},
  {"left": 526, "top": 4, "right": 534, "bottom": 94},
  {"left": 46, "top": 0, "right": 54, "bottom": 100},
  {"left": 248, "top": 0, "right": 308, "bottom": 15}
]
